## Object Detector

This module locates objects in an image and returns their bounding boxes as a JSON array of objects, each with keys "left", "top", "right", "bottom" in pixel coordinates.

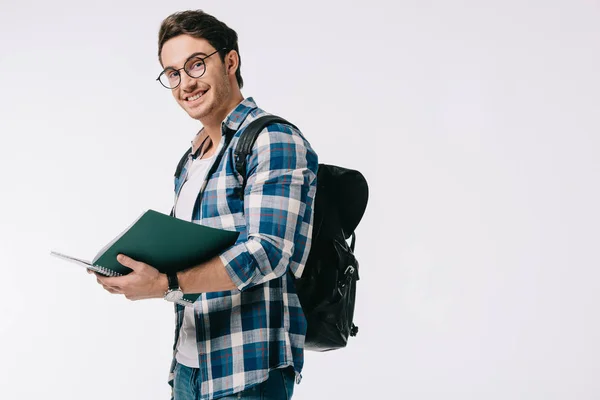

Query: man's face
[{"left": 160, "top": 35, "right": 232, "bottom": 121}]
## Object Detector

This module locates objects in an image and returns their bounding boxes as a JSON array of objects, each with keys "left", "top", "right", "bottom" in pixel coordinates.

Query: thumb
[{"left": 116, "top": 254, "right": 138, "bottom": 271}]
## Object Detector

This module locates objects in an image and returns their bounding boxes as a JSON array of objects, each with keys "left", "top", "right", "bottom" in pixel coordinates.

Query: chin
[
  {"left": 189, "top": 108, "right": 211, "bottom": 120},
  {"left": 180, "top": 103, "right": 205, "bottom": 120},
  {"left": 185, "top": 97, "right": 216, "bottom": 120}
]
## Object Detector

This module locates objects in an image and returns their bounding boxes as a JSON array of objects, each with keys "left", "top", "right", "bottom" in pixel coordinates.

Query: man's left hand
[{"left": 93, "top": 254, "right": 168, "bottom": 301}]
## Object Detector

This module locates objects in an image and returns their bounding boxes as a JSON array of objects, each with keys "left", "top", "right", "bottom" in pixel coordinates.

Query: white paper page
[{"left": 50, "top": 251, "right": 123, "bottom": 277}]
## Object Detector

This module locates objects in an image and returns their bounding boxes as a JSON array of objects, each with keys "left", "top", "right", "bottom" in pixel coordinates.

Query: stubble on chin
[
  {"left": 183, "top": 71, "right": 232, "bottom": 121},
  {"left": 181, "top": 96, "right": 211, "bottom": 120}
]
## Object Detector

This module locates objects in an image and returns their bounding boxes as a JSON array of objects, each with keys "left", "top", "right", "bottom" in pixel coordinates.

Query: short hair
[{"left": 158, "top": 10, "right": 244, "bottom": 88}]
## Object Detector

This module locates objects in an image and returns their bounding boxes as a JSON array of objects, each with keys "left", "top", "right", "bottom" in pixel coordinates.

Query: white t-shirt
[{"left": 174, "top": 153, "right": 214, "bottom": 368}]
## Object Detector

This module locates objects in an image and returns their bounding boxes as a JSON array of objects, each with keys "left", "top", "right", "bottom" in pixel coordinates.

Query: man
[{"left": 93, "top": 10, "right": 318, "bottom": 400}]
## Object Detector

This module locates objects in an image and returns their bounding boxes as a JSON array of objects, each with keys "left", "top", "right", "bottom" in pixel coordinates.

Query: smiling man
[{"left": 93, "top": 9, "right": 318, "bottom": 400}]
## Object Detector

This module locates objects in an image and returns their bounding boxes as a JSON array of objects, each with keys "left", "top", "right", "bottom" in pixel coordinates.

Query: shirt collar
[
  {"left": 221, "top": 97, "right": 259, "bottom": 132},
  {"left": 190, "top": 97, "right": 258, "bottom": 153}
]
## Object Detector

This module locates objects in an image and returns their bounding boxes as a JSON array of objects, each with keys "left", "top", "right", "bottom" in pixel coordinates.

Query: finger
[
  {"left": 97, "top": 276, "right": 121, "bottom": 290},
  {"left": 92, "top": 271, "right": 112, "bottom": 279},
  {"left": 116, "top": 254, "right": 140, "bottom": 271},
  {"left": 101, "top": 283, "right": 121, "bottom": 294},
  {"left": 96, "top": 274, "right": 129, "bottom": 287}
]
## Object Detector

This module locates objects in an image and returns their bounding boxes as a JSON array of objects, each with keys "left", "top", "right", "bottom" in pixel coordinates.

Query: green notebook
[{"left": 51, "top": 209, "right": 240, "bottom": 304}]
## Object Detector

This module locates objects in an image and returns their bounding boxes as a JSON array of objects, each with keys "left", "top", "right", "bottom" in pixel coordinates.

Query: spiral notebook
[{"left": 50, "top": 209, "right": 240, "bottom": 305}]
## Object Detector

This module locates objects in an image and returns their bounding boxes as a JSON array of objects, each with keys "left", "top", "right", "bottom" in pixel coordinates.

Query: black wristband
[{"left": 167, "top": 273, "right": 179, "bottom": 291}]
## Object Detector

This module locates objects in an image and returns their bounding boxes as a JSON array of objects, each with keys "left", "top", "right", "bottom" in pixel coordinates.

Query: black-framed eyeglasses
[{"left": 156, "top": 48, "right": 226, "bottom": 89}]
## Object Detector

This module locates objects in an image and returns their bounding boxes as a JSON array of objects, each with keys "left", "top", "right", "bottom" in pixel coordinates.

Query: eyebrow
[{"left": 163, "top": 51, "right": 209, "bottom": 70}]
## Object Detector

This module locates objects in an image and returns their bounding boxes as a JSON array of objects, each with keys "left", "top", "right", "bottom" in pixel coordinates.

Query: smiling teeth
[{"left": 187, "top": 93, "right": 203, "bottom": 101}]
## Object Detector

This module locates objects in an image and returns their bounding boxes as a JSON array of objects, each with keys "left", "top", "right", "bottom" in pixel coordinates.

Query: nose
[{"left": 180, "top": 72, "right": 197, "bottom": 92}]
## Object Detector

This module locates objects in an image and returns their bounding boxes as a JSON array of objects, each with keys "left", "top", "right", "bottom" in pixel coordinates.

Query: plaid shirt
[{"left": 168, "top": 98, "right": 318, "bottom": 399}]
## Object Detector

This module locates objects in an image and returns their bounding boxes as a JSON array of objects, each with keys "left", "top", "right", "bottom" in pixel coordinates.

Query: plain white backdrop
[{"left": 1, "top": 0, "right": 599, "bottom": 399}]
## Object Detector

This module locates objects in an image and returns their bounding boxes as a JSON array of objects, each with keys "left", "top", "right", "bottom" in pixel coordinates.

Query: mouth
[{"left": 184, "top": 90, "right": 208, "bottom": 104}]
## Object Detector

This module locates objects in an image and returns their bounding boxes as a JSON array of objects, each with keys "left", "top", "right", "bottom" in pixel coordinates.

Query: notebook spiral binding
[{"left": 92, "top": 264, "right": 123, "bottom": 277}]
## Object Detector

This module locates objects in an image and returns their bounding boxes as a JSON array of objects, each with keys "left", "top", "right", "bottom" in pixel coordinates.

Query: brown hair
[{"left": 158, "top": 10, "right": 244, "bottom": 88}]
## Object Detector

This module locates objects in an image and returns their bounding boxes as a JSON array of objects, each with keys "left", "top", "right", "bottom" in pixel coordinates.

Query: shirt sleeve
[{"left": 219, "top": 123, "right": 318, "bottom": 291}]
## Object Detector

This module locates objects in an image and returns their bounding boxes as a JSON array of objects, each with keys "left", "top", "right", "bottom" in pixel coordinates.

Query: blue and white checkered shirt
[{"left": 168, "top": 97, "right": 318, "bottom": 399}]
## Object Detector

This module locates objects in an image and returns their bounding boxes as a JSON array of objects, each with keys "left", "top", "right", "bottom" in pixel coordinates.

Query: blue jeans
[{"left": 173, "top": 362, "right": 295, "bottom": 399}]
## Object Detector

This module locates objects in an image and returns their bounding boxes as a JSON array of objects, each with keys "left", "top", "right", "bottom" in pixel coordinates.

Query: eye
[
  {"left": 168, "top": 70, "right": 180, "bottom": 79},
  {"left": 189, "top": 59, "right": 204, "bottom": 71}
]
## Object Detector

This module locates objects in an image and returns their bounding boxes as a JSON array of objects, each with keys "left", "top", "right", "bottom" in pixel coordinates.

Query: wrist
[
  {"left": 158, "top": 273, "right": 169, "bottom": 296},
  {"left": 176, "top": 271, "right": 185, "bottom": 293}
]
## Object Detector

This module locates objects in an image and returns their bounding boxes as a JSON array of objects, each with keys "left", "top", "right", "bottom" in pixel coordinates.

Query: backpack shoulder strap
[
  {"left": 170, "top": 127, "right": 239, "bottom": 217},
  {"left": 174, "top": 148, "right": 192, "bottom": 179},
  {"left": 234, "top": 115, "right": 297, "bottom": 190},
  {"left": 169, "top": 148, "right": 192, "bottom": 217}
]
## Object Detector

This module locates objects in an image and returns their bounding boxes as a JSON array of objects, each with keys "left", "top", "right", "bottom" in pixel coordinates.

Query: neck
[{"left": 193, "top": 92, "right": 244, "bottom": 153}]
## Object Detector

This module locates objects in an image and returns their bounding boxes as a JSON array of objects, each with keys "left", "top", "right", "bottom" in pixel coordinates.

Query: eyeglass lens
[{"left": 159, "top": 57, "right": 206, "bottom": 89}]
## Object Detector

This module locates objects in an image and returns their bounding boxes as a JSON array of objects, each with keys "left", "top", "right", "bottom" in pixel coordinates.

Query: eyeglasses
[{"left": 156, "top": 48, "right": 225, "bottom": 89}]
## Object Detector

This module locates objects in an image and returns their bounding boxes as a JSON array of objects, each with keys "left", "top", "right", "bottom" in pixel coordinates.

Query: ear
[{"left": 225, "top": 50, "right": 240, "bottom": 76}]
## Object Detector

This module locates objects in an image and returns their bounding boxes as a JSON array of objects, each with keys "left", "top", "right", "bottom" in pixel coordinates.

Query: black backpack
[
  {"left": 235, "top": 115, "right": 369, "bottom": 351},
  {"left": 174, "top": 115, "right": 369, "bottom": 352}
]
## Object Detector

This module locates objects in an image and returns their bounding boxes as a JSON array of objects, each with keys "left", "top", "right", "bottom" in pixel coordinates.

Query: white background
[{"left": 1, "top": 0, "right": 599, "bottom": 399}]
